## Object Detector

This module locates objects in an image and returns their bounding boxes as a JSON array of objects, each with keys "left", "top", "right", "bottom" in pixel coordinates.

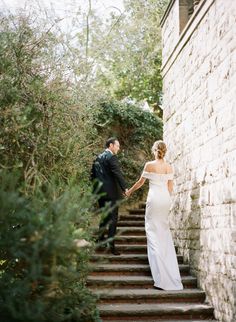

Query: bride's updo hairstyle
[{"left": 152, "top": 140, "right": 167, "bottom": 159}]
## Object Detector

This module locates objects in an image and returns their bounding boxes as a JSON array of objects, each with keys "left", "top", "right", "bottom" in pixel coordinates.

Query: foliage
[
  {"left": 93, "top": 100, "right": 163, "bottom": 198},
  {"left": 0, "top": 12, "right": 101, "bottom": 322},
  {"left": 0, "top": 171, "right": 100, "bottom": 322},
  {"left": 55, "top": 0, "right": 168, "bottom": 112},
  {"left": 0, "top": 2, "right": 165, "bottom": 319},
  {"left": 94, "top": 0, "right": 168, "bottom": 107},
  {"left": 0, "top": 12, "right": 100, "bottom": 188}
]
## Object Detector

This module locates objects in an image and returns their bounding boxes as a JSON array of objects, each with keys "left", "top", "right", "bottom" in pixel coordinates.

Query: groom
[{"left": 91, "top": 137, "right": 128, "bottom": 255}]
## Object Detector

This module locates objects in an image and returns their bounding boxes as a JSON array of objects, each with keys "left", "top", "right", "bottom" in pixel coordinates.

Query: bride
[{"left": 126, "top": 140, "right": 183, "bottom": 291}]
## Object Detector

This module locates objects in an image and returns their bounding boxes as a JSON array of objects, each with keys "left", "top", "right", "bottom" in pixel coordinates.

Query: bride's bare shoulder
[
  {"left": 165, "top": 162, "right": 173, "bottom": 174},
  {"left": 143, "top": 161, "right": 154, "bottom": 171}
]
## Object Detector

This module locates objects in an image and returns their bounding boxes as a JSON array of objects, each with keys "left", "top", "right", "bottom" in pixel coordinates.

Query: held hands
[{"left": 124, "top": 188, "right": 132, "bottom": 198}]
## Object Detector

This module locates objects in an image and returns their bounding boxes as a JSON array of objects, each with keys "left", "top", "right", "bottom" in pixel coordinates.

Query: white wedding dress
[{"left": 142, "top": 171, "right": 183, "bottom": 290}]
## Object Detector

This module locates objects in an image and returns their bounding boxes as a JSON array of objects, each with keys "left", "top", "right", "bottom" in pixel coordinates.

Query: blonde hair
[{"left": 151, "top": 140, "right": 167, "bottom": 159}]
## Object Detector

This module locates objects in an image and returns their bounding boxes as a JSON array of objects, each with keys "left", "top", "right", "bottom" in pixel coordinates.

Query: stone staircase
[{"left": 88, "top": 203, "right": 216, "bottom": 321}]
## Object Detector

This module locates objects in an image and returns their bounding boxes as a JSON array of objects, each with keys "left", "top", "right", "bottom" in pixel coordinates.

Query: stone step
[
  {"left": 117, "top": 227, "right": 146, "bottom": 236},
  {"left": 88, "top": 275, "right": 197, "bottom": 289},
  {"left": 96, "top": 288, "right": 206, "bottom": 304},
  {"left": 117, "top": 220, "right": 145, "bottom": 227},
  {"left": 114, "top": 237, "right": 178, "bottom": 252},
  {"left": 96, "top": 244, "right": 178, "bottom": 255},
  {"left": 96, "top": 244, "right": 148, "bottom": 254},
  {"left": 90, "top": 202, "right": 216, "bottom": 321},
  {"left": 139, "top": 202, "right": 146, "bottom": 209},
  {"left": 129, "top": 208, "right": 145, "bottom": 215},
  {"left": 119, "top": 214, "right": 145, "bottom": 221},
  {"left": 115, "top": 235, "right": 147, "bottom": 245},
  {"left": 108, "top": 320, "right": 215, "bottom": 322},
  {"left": 99, "top": 303, "right": 214, "bottom": 320},
  {"left": 91, "top": 263, "right": 190, "bottom": 276},
  {"left": 91, "top": 254, "right": 184, "bottom": 265},
  {"left": 94, "top": 227, "right": 145, "bottom": 240},
  {"left": 120, "top": 211, "right": 145, "bottom": 216}
]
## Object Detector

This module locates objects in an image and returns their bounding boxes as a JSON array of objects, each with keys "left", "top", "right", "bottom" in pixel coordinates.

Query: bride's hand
[{"left": 125, "top": 189, "right": 132, "bottom": 197}]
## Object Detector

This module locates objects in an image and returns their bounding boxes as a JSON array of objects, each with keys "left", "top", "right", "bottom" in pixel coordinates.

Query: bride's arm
[
  {"left": 126, "top": 163, "right": 149, "bottom": 197},
  {"left": 167, "top": 180, "right": 173, "bottom": 194},
  {"left": 167, "top": 163, "right": 174, "bottom": 194},
  {"left": 127, "top": 176, "right": 146, "bottom": 196}
]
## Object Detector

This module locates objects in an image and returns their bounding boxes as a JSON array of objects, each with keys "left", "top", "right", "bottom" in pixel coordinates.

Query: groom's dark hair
[{"left": 105, "top": 137, "right": 118, "bottom": 148}]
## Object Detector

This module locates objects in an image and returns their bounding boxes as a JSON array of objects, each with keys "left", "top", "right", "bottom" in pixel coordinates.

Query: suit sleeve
[{"left": 108, "top": 155, "right": 127, "bottom": 191}]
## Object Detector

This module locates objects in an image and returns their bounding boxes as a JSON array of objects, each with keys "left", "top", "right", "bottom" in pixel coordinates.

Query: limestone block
[
  {"left": 162, "top": 0, "right": 236, "bottom": 319},
  {"left": 230, "top": 205, "right": 236, "bottom": 228},
  {"left": 188, "top": 239, "right": 201, "bottom": 250},
  {"left": 221, "top": 179, "right": 233, "bottom": 203},
  {"left": 185, "top": 229, "right": 200, "bottom": 241},
  {"left": 162, "top": 0, "right": 180, "bottom": 65},
  {"left": 224, "top": 137, "right": 236, "bottom": 155},
  {"left": 231, "top": 255, "right": 236, "bottom": 269},
  {"left": 199, "top": 186, "right": 209, "bottom": 206},
  {"left": 230, "top": 243, "right": 236, "bottom": 256}
]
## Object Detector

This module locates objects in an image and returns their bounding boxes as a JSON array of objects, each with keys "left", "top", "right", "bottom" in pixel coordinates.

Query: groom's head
[{"left": 105, "top": 137, "right": 120, "bottom": 155}]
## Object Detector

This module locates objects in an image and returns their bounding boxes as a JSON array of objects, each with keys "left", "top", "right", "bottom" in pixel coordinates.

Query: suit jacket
[{"left": 91, "top": 150, "right": 127, "bottom": 201}]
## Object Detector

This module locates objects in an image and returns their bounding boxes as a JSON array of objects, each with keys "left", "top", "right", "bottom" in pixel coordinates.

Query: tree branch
[{"left": 86, "top": 0, "right": 92, "bottom": 67}]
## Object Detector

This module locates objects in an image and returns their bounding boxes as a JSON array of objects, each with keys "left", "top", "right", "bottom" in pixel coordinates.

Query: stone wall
[{"left": 161, "top": 0, "right": 236, "bottom": 321}]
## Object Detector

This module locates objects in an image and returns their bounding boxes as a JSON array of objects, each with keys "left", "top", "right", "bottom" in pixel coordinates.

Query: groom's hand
[
  {"left": 123, "top": 189, "right": 129, "bottom": 197},
  {"left": 125, "top": 189, "right": 131, "bottom": 197}
]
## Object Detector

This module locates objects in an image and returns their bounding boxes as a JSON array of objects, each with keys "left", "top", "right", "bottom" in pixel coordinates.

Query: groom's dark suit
[{"left": 91, "top": 150, "right": 127, "bottom": 248}]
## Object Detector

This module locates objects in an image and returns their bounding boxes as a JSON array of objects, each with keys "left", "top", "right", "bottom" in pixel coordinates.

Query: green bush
[
  {"left": 0, "top": 171, "right": 101, "bottom": 322},
  {"left": 0, "top": 13, "right": 99, "bottom": 188},
  {"left": 0, "top": 8, "right": 163, "bottom": 321},
  {"left": 93, "top": 100, "right": 163, "bottom": 200},
  {"left": 0, "top": 12, "right": 103, "bottom": 321}
]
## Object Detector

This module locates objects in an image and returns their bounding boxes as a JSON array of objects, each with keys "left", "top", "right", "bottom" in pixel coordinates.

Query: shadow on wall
[
  {"left": 188, "top": 180, "right": 201, "bottom": 280},
  {"left": 174, "top": 177, "right": 201, "bottom": 280}
]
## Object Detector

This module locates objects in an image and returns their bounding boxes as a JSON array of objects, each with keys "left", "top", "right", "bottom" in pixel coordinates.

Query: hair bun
[{"left": 151, "top": 140, "right": 167, "bottom": 159}]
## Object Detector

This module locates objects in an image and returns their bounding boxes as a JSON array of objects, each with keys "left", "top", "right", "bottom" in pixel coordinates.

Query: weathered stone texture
[
  {"left": 162, "top": 0, "right": 180, "bottom": 63},
  {"left": 162, "top": 0, "right": 236, "bottom": 321}
]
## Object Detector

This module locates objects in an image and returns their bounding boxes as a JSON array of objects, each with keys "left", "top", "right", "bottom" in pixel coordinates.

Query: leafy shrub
[
  {"left": 0, "top": 171, "right": 101, "bottom": 322},
  {"left": 93, "top": 100, "right": 163, "bottom": 199},
  {"left": 0, "top": 13, "right": 99, "bottom": 188},
  {"left": 0, "top": 12, "right": 104, "bottom": 319},
  {"left": 0, "top": 7, "right": 163, "bottom": 321}
]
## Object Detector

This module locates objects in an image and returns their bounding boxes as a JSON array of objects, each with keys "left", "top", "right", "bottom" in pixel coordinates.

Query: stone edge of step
[{"left": 98, "top": 302, "right": 214, "bottom": 314}]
